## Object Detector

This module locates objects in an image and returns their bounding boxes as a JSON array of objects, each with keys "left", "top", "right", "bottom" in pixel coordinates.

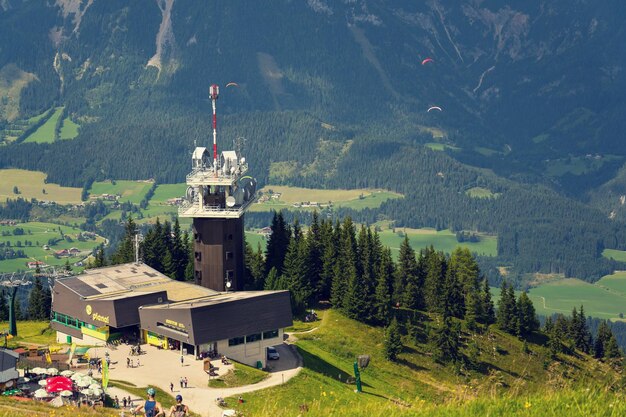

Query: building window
[
  {"left": 263, "top": 329, "right": 279, "bottom": 340},
  {"left": 194, "top": 233, "right": 201, "bottom": 242},
  {"left": 195, "top": 270, "right": 202, "bottom": 280},
  {"left": 225, "top": 251, "right": 233, "bottom": 260},
  {"left": 53, "top": 312, "right": 83, "bottom": 330},
  {"left": 226, "top": 270, "right": 234, "bottom": 279},
  {"left": 246, "top": 333, "right": 261, "bottom": 343},
  {"left": 228, "top": 336, "right": 244, "bottom": 346},
  {"left": 195, "top": 252, "right": 201, "bottom": 261}
]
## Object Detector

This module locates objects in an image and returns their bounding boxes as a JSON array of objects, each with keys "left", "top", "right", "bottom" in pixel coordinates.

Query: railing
[{"left": 186, "top": 164, "right": 248, "bottom": 183}]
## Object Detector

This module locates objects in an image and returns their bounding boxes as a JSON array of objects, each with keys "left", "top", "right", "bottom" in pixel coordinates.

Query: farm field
[
  {"left": 378, "top": 227, "right": 497, "bottom": 258},
  {"left": 23, "top": 106, "right": 63, "bottom": 143},
  {"left": 0, "top": 169, "right": 82, "bottom": 204},
  {"left": 425, "top": 142, "right": 460, "bottom": 152},
  {"left": 59, "top": 116, "right": 80, "bottom": 140},
  {"left": 245, "top": 231, "right": 267, "bottom": 250},
  {"left": 0, "top": 221, "right": 104, "bottom": 273},
  {"left": 602, "top": 248, "right": 626, "bottom": 262},
  {"left": 89, "top": 180, "right": 153, "bottom": 204},
  {"left": 493, "top": 273, "right": 626, "bottom": 320},
  {"left": 251, "top": 185, "right": 402, "bottom": 212},
  {"left": 138, "top": 183, "right": 186, "bottom": 221}
]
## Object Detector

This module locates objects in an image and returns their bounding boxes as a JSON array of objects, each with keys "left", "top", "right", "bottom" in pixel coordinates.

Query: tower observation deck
[{"left": 179, "top": 84, "right": 257, "bottom": 292}]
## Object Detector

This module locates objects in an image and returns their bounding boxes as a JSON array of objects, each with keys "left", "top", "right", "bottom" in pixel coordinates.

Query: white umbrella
[
  {"left": 70, "top": 372, "right": 85, "bottom": 381},
  {"left": 60, "top": 370, "right": 74, "bottom": 377},
  {"left": 91, "top": 388, "right": 102, "bottom": 397},
  {"left": 88, "top": 383, "right": 101, "bottom": 390},
  {"left": 46, "top": 368, "right": 59, "bottom": 376},
  {"left": 80, "top": 388, "right": 93, "bottom": 396},
  {"left": 60, "top": 390, "right": 73, "bottom": 397},
  {"left": 34, "top": 389, "right": 49, "bottom": 398},
  {"left": 31, "top": 367, "right": 47, "bottom": 375},
  {"left": 77, "top": 379, "right": 91, "bottom": 388},
  {"left": 38, "top": 380, "right": 47, "bottom": 386}
]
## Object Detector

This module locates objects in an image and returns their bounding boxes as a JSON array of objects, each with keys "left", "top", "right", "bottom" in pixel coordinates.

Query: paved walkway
[{"left": 90, "top": 342, "right": 302, "bottom": 417}]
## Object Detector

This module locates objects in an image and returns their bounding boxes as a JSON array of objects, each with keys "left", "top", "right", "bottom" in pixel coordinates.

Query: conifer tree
[
  {"left": 318, "top": 220, "right": 338, "bottom": 301},
  {"left": 594, "top": 320, "right": 611, "bottom": 359},
  {"left": 265, "top": 212, "right": 291, "bottom": 274},
  {"left": 245, "top": 242, "right": 266, "bottom": 290},
  {"left": 442, "top": 265, "right": 465, "bottom": 319},
  {"left": 517, "top": 292, "right": 539, "bottom": 336},
  {"left": 0, "top": 290, "right": 8, "bottom": 321},
  {"left": 604, "top": 334, "right": 622, "bottom": 360},
  {"left": 94, "top": 245, "right": 106, "bottom": 268},
  {"left": 496, "top": 281, "right": 518, "bottom": 335},
  {"left": 264, "top": 267, "right": 280, "bottom": 290},
  {"left": 384, "top": 318, "right": 403, "bottom": 361},
  {"left": 432, "top": 316, "right": 461, "bottom": 364},
  {"left": 28, "top": 277, "right": 44, "bottom": 320},
  {"left": 282, "top": 237, "right": 311, "bottom": 314},
  {"left": 111, "top": 216, "right": 137, "bottom": 264},
  {"left": 183, "top": 231, "right": 194, "bottom": 281},
  {"left": 305, "top": 212, "right": 323, "bottom": 300},
  {"left": 481, "top": 279, "right": 495, "bottom": 324},
  {"left": 330, "top": 218, "right": 357, "bottom": 310},
  {"left": 169, "top": 218, "right": 186, "bottom": 280},
  {"left": 423, "top": 247, "right": 446, "bottom": 312},
  {"left": 373, "top": 248, "right": 394, "bottom": 325},
  {"left": 395, "top": 236, "right": 420, "bottom": 309}
]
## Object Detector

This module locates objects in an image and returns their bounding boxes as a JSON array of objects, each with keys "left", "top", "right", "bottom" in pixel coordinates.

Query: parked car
[{"left": 267, "top": 346, "right": 280, "bottom": 360}]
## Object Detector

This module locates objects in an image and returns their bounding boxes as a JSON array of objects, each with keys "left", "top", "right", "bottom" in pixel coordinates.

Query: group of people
[
  {"left": 130, "top": 388, "right": 189, "bottom": 417},
  {"left": 126, "top": 357, "right": 141, "bottom": 368},
  {"left": 169, "top": 376, "right": 189, "bottom": 392},
  {"left": 113, "top": 395, "right": 133, "bottom": 409}
]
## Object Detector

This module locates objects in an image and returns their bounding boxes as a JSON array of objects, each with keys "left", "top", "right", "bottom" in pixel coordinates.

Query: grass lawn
[
  {"left": 59, "top": 116, "right": 80, "bottom": 140},
  {"left": 245, "top": 231, "right": 267, "bottom": 251},
  {"left": 492, "top": 276, "right": 626, "bottom": 320},
  {"left": 89, "top": 180, "right": 153, "bottom": 204},
  {"left": 0, "top": 320, "right": 56, "bottom": 347},
  {"left": 208, "top": 361, "right": 268, "bottom": 388},
  {"left": 151, "top": 183, "right": 186, "bottom": 203},
  {"left": 0, "top": 221, "right": 104, "bottom": 273},
  {"left": 378, "top": 228, "right": 497, "bottom": 258},
  {"left": 228, "top": 309, "right": 617, "bottom": 417},
  {"left": 602, "top": 248, "right": 626, "bottom": 262},
  {"left": 23, "top": 106, "right": 63, "bottom": 143},
  {"left": 0, "top": 396, "right": 121, "bottom": 417},
  {"left": 0, "top": 169, "right": 82, "bottom": 204},
  {"left": 596, "top": 271, "right": 626, "bottom": 296}
]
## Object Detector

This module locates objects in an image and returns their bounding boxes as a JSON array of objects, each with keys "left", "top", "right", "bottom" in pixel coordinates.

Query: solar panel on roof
[{"left": 95, "top": 283, "right": 108, "bottom": 289}]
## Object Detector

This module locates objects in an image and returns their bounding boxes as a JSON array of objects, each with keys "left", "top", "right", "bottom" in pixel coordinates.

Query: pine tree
[
  {"left": 64, "top": 259, "right": 72, "bottom": 272},
  {"left": 396, "top": 236, "right": 421, "bottom": 309},
  {"left": 517, "top": 292, "right": 539, "bottom": 336},
  {"left": 305, "top": 212, "right": 323, "bottom": 301},
  {"left": 423, "top": 247, "right": 446, "bottom": 312},
  {"left": 604, "top": 334, "right": 622, "bottom": 360},
  {"left": 169, "top": 218, "right": 186, "bottom": 281},
  {"left": 372, "top": 248, "right": 394, "bottom": 325},
  {"left": 481, "top": 279, "right": 495, "bottom": 324},
  {"left": 264, "top": 267, "right": 280, "bottom": 290},
  {"left": 0, "top": 290, "right": 8, "bottom": 321},
  {"left": 432, "top": 316, "right": 461, "bottom": 364},
  {"left": 111, "top": 216, "right": 137, "bottom": 264},
  {"left": 94, "top": 245, "right": 106, "bottom": 268},
  {"left": 245, "top": 242, "right": 266, "bottom": 290},
  {"left": 442, "top": 265, "right": 465, "bottom": 319},
  {"left": 330, "top": 218, "right": 357, "bottom": 310},
  {"left": 28, "top": 278, "right": 44, "bottom": 319},
  {"left": 318, "top": 220, "right": 338, "bottom": 301},
  {"left": 183, "top": 231, "right": 194, "bottom": 282},
  {"left": 594, "top": 320, "right": 611, "bottom": 359},
  {"left": 496, "top": 281, "right": 518, "bottom": 335},
  {"left": 384, "top": 318, "right": 403, "bottom": 361},
  {"left": 265, "top": 212, "right": 291, "bottom": 274},
  {"left": 282, "top": 237, "right": 312, "bottom": 315}
]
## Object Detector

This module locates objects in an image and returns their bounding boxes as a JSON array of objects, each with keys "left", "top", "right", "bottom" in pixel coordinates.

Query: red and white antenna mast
[{"left": 209, "top": 84, "right": 219, "bottom": 172}]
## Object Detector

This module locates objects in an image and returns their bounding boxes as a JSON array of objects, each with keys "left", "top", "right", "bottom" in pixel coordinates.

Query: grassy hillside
[
  {"left": 23, "top": 107, "right": 64, "bottom": 144},
  {"left": 0, "top": 169, "right": 82, "bottom": 204},
  {"left": 89, "top": 180, "right": 153, "bottom": 204},
  {"left": 227, "top": 309, "right": 621, "bottom": 416},
  {"left": 378, "top": 228, "right": 497, "bottom": 258}
]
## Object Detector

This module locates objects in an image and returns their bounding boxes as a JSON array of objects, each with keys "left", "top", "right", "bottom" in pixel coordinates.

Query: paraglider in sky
[
  {"left": 427, "top": 106, "right": 443, "bottom": 113},
  {"left": 421, "top": 58, "right": 434, "bottom": 65},
  {"left": 225, "top": 82, "right": 239, "bottom": 88}
]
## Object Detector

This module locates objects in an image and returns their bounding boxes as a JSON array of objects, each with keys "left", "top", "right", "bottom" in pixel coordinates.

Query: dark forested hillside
[{"left": 1, "top": 0, "right": 626, "bottom": 282}]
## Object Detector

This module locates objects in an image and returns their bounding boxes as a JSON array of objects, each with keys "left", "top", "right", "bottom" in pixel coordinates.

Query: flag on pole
[
  {"left": 102, "top": 355, "right": 109, "bottom": 390},
  {"left": 45, "top": 351, "right": 52, "bottom": 364}
]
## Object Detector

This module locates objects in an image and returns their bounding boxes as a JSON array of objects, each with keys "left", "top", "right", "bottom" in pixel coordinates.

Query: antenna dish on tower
[{"left": 226, "top": 196, "right": 236, "bottom": 208}]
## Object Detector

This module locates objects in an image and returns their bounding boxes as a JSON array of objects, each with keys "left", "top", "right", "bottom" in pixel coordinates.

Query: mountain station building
[{"left": 51, "top": 263, "right": 292, "bottom": 367}]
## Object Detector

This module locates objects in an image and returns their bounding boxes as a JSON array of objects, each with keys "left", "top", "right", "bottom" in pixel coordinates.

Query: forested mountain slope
[{"left": 1, "top": 0, "right": 626, "bottom": 281}]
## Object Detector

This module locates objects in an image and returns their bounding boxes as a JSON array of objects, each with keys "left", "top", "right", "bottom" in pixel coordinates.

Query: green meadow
[
  {"left": 0, "top": 221, "right": 104, "bottom": 273},
  {"left": 23, "top": 106, "right": 63, "bottom": 143},
  {"left": 89, "top": 180, "right": 153, "bottom": 204}
]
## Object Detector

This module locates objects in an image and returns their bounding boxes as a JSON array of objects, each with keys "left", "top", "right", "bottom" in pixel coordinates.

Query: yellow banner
[
  {"left": 45, "top": 352, "right": 52, "bottom": 364},
  {"left": 68, "top": 342, "right": 77, "bottom": 365},
  {"left": 81, "top": 326, "right": 109, "bottom": 341},
  {"left": 102, "top": 355, "right": 109, "bottom": 390}
]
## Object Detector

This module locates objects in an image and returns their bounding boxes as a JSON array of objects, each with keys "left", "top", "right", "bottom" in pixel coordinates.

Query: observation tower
[{"left": 179, "top": 84, "right": 257, "bottom": 291}]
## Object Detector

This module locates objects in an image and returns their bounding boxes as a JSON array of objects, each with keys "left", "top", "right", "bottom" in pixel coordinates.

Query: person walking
[
  {"left": 133, "top": 388, "right": 163, "bottom": 417},
  {"left": 179, "top": 377, "right": 183, "bottom": 389},
  {"left": 183, "top": 377, "right": 188, "bottom": 388},
  {"left": 170, "top": 382, "right": 174, "bottom": 392},
  {"left": 180, "top": 355, "right": 184, "bottom": 367},
  {"left": 169, "top": 395, "right": 189, "bottom": 417},
  {"left": 122, "top": 397, "right": 127, "bottom": 408},
  {"left": 127, "top": 357, "right": 130, "bottom": 368}
]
